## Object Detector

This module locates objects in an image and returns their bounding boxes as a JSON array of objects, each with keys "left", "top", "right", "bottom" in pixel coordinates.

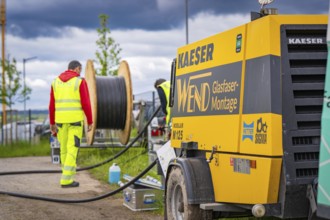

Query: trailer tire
[{"left": 166, "top": 166, "right": 212, "bottom": 220}]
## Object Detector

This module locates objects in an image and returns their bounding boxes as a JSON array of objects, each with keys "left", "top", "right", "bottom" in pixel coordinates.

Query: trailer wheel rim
[{"left": 171, "top": 183, "right": 184, "bottom": 220}]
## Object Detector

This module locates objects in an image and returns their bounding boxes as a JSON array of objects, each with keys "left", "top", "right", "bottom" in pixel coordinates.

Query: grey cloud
[{"left": 7, "top": 0, "right": 328, "bottom": 38}]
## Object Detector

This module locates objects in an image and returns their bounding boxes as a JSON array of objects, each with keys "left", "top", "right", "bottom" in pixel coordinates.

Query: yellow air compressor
[{"left": 164, "top": 11, "right": 328, "bottom": 220}]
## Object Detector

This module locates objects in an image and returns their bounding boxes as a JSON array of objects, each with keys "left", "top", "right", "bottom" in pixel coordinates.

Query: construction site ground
[{"left": 0, "top": 156, "right": 163, "bottom": 220}]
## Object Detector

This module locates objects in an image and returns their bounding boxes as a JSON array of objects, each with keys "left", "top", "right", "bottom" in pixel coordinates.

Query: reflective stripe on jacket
[
  {"left": 52, "top": 77, "right": 84, "bottom": 123},
  {"left": 159, "top": 81, "right": 171, "bottom": 124}
]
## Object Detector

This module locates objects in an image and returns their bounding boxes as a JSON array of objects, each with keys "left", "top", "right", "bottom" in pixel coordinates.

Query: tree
[
  {"left": 95, "top": 14, "right": 122, "bottom": 76},
  {"left": 0, "top": 58, "right": 32, "bottom": 142},
  {"left": 0, "top": 58, "right": 32, "bottom": 110}
]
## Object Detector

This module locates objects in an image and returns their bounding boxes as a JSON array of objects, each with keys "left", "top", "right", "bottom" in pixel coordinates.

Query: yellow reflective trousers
[{"left": 57, "top": 121, "right": 83, "bottom": 185}]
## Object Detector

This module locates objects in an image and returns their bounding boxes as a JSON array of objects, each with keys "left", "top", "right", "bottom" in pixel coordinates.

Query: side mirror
[{"left": 169, "top": 58, "right": 176, "bottom": 108}]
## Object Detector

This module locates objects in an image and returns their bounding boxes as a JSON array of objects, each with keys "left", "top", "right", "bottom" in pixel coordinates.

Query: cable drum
[
  {"left": 95, "top": 76, "right": 127, "bottom": 129},
  {"left": 84, "top": 60, "right": 133, "bottom": 145}
]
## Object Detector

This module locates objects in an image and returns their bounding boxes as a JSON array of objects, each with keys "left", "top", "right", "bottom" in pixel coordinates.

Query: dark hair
[
  {"left": 154, "top": 78, "right": 166, "bottom": 88},
  {"left": 68, "top": 60, "right": 82, "bottom": 70}
]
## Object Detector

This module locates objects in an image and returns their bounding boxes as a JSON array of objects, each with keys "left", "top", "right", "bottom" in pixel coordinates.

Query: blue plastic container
[{"left": 109, "top": 163, "right": 121, "bottom": 184}]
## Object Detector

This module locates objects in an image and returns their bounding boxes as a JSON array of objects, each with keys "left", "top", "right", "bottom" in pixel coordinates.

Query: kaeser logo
[
  {"left": 178, "top": 43, "right": 214, "bottom": 69},
  {"left": 288, "top": 37, "right": 324, "bottom": 45}
]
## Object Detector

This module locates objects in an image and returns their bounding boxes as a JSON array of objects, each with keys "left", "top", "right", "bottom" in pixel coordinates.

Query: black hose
[
  {"left": 0, "top": 160, "right": 157, "bottom": 203},
  {"left": 0, "top": 106, "right": 161, "bottom": 176}
]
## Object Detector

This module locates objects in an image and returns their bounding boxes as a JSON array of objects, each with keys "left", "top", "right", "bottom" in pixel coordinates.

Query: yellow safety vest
[
  {"left": 52, "top": 77, "right": 84, "bottom": 123},
  {"left": 159, "top": 81, "right": 171, "bottom": 124}
]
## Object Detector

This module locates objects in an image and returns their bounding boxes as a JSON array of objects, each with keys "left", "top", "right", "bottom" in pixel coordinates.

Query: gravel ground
[{"left": 0, "top": 156, "right": 163, "bottom": 220}]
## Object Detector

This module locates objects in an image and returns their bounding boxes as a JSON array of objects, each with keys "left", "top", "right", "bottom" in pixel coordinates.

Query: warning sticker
[{"left": 233, "top": 158, "right": 250, "bottom": 174}]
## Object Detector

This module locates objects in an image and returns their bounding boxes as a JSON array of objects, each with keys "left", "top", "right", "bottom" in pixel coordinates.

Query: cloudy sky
[{"left": 5, "top": 0, "right": 329, "bottom": 110}]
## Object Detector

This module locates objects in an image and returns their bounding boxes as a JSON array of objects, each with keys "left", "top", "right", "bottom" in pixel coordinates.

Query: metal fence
[
  {"left": 133, "top": 90, "right": 165, "bottom": 121},
  {"left": 0, "top": 109, "right": 37, "bottom": 144}
]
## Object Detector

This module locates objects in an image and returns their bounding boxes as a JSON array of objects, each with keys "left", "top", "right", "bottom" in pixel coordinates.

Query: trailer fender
[{"left": 166, "top": 157, "right": 215, "bottom": 204}]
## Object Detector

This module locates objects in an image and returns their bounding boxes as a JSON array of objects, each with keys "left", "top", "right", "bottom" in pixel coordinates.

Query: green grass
[
  {"left": 77, "top": 147, "right": 158, "bottom": 182},
  {"left": 0, "top": 139, "right": 50, "bottom": 158},
  {"left": 77, "top": 146, "right": 164, "bottom": 214}
]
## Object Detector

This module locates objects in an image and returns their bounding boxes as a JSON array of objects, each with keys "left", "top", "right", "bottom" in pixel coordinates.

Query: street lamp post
[
  {"left": 185, "top": 0, "right": 189, "bottom": 45},
  {"left": 23, "top": 56, "right": 37, "bottom": 141}
]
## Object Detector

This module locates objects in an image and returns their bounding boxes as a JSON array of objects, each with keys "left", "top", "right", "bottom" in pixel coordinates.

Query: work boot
[{"left": 61, "top": 181, "right": 79, "bottom": 188}]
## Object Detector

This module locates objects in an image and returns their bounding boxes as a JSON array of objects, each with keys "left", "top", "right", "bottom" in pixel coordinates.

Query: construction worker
[
  {"left": 154, "top": 78, "right": 171, "bottom": 126},
  {"left": 49, "top": 60, "right": 93, "bottom": 188}
]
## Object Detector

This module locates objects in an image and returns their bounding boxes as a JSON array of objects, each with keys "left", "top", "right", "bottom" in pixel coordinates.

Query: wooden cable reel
[{"left": 84, "top": 60, "right": 133, "bottom": 145}]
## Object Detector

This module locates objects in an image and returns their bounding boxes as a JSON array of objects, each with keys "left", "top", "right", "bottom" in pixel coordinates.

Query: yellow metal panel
[
  {"left": 176, "top": 25, "right": 246, "bottom": 76},
  {"left": 240, "top": 113, "right": 283, "bottom": 156},
  {"left": 207, "top": 153, "right": 282, "bottom": 204},
  {"left": 237, "top": 24, "right": 248, "bottom": 153},
  {"left": 171, "top": 115, "right": 240, "bottom": 152},
  {"left": 246, "top": 15, "right": 328, "bottom": 59}
]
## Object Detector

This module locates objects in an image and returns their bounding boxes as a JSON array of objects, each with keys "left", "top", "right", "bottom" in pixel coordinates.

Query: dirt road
[{"left": 0, "top": 157, "right": 163, "bottom": 220}]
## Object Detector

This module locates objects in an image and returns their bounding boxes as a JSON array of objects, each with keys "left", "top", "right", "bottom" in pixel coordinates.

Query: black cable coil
[{"left": 96, "top": 76, "right": 127, "bottom": 129}]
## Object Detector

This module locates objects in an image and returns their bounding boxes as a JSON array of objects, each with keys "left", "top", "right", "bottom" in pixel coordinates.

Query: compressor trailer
[{"left": 164, "top": 11, "right": 330, "bottom": 219}]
